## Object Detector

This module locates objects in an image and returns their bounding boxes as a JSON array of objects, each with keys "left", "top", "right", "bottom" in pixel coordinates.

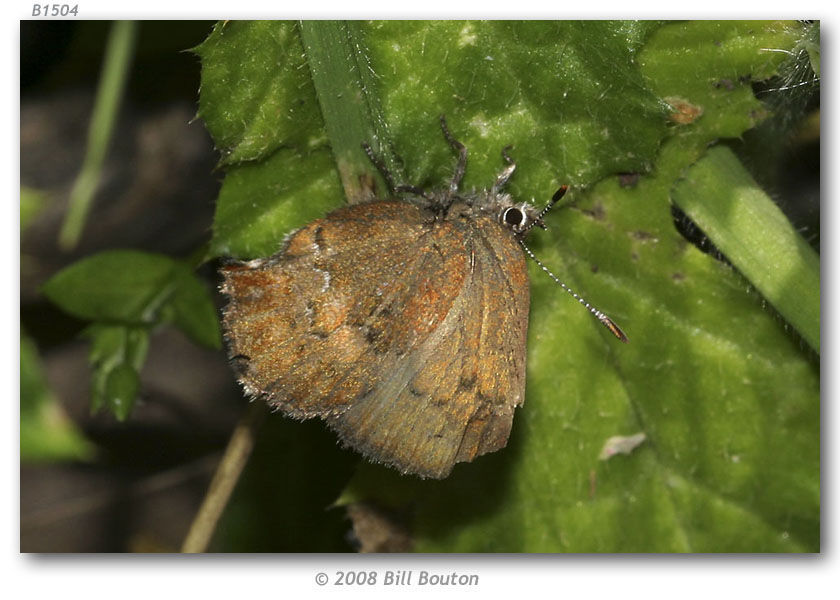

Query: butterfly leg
[
  {"left": 491, "top": 145, "right": 517, "bottom": 194},
  {"left": 439, "top": 115, "right": 468, "bottom": 193},
  {"left": 362, "top": 141, "right": 429, "bottom": 200}
]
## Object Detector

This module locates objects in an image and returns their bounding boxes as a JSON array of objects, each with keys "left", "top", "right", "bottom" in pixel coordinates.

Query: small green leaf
[
  {"left": 103, "top": 363, "right": 140, "bottom": 421},
  {"left": 169, "top": 273, "right": 224, "bottom": 351},
  {"left": 42, "top": 250, "right": 221, "bottom": 349},
  {"left": 86, "top": 324, "right": 149, "bottom": 420}
]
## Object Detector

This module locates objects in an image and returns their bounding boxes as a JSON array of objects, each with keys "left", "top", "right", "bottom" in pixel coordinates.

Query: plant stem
[
  {"left": 59, "top": 21, "right": 137, "bottom": 250},
  {"left": 181, "top": 400, "right": 268, "bottom": 553}
]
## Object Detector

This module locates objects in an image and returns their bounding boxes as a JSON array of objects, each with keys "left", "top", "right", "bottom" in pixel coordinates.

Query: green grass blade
[
  {"left": 299, "top": 20, "right": 398, "bottom": 201},
  {"left": 671, "top": 145, "right": 820, "bottom": 352}
]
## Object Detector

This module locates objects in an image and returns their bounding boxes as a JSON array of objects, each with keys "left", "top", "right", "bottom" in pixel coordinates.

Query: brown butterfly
[{"left": 220, "top": 117, "right": 626, "bottom": 479}]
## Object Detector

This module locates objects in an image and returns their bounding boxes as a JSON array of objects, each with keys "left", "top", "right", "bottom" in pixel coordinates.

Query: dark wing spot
[
  {"left": 458, "top": 373, "right": 477, "bottom": 391},
  {"left": 314, "top": 225, "right": 326, "bottom": 252}
]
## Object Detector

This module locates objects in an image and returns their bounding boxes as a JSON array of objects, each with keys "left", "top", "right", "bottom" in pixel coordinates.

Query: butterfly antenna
[
  {"left": 540, "top": 185, "right": 569, "bottom": 221},
  {"left": 518, "top": 185, "right": 570, "bottom": 237},
  {"left": 518, "top": 239, "right": 628, "bottom": 343}
]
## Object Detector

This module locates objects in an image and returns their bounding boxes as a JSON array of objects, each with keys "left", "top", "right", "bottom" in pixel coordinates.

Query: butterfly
[{"left": 220, "top": 116, "right": 626, "bottom": 479}]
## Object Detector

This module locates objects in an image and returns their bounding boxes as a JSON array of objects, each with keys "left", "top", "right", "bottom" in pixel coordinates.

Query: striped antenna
[
  {"left": 519, "top": 239, "right": 628, "bottom": 343},
  {"left": 518, "top": 185, "right": 570, "bottom": 236}
]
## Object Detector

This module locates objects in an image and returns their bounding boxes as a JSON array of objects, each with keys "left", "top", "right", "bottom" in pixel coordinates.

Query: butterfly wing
[
  {"left": 327, "top": 212, "right": 530, "bottom": 478},
  {"left": 221, "top": 201, "right": 529, "bottom": 478},
  {"left": 221, "top": 201, "right": 445, "bottom": 417}
]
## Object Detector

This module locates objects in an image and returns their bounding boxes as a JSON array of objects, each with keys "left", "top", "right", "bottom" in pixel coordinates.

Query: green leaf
[
  {"left": 639, "top": 20, "right": 799, "bottom": 139},
  {"left": 21, "top": 332, "right": 95, "bottom": 462},
  {"left": 365, "top": 21, "right": 669, "bottom": 189},
  {"left": 194, "top": 21, "right": 325, "bottom": 166},
  {"left": 209, "top": 147, "right": 343, "bottom": 258},
  {"left": 200, "top": 20, "right": 818, "bottom": 552},
  {"left": 86, "top": 324, "right": 150, "bottom": 420},
  {"left": 671, "top": 145, "right": 820, "bottom": 352},
  {"left": 42, "top": 249, "right": 221, "bottom": 349}
]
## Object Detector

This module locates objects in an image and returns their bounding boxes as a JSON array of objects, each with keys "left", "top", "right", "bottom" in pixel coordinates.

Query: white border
[{"left": 7, "top": 6, "right": 834, "bottom": 600}]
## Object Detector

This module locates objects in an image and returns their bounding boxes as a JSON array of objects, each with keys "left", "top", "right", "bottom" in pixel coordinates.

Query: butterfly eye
[{"left": 502, "top": 206, "right": 528, "bottom": 232}]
